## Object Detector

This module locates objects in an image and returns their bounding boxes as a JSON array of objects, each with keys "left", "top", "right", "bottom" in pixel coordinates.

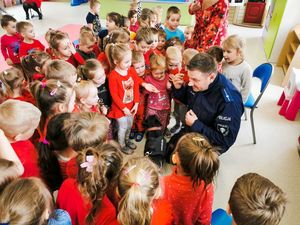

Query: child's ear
[
  {"left": 226, "top": 203, "right": 232, "bottom": 215},
  {"left": 13, "top": 133, "right": 23, "bottom": 142},
  {"left": 172, "top": 151, "right": 179, "bottom": 165},
  {"left": 35, "top": 66, "right": 41, "bottom": 73},
  {"left": 56, "top": 103, "right": 66, "bottom": 113}
]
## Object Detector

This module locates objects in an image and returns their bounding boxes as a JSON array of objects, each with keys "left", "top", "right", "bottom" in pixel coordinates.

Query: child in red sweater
[
  {"left": 106, "top": 43, "right": 140, "bottom": 154},
  {"left": 0, "top": 15, "right": 23, "bottom": 66},
  {"left": 16, "top": 21, "right": 45, "bottom": 59},
  {"left": 57, "top": 146, "right": 118, "bottom": 225},
  {"left": 118, "top": 157, "right": 174, "bottom": 225},
  {"left": 162, "top": 132, "right": 220, "bottom": 225},
  {"left": 0, "top": 99, "right": 41, "bottom": 178}
]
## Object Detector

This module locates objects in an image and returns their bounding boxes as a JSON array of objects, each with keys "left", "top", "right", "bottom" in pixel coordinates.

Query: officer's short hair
[{"left": 187, "top": 53, "right": 217, "bottom": 75}]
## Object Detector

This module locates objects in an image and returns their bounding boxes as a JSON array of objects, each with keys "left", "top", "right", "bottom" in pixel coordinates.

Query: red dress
[
  {"left": 57, "top": 178, "right": 118, "bottom": 225},
  {"left": 161, "top": 168, "right": 214, "bottom": 225},
  {"left": 189, "top": 0, "right": 229, "bottom": 52}
]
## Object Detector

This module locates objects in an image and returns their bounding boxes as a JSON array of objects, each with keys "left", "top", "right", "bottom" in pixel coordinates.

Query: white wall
[{"left": 269, "top": 0, "right": 300, "bottom": 62}]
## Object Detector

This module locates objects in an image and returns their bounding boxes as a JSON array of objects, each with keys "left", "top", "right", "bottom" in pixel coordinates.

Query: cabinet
[
  {"left": 244, "top": 2, "right": 266, "bottom": 24},
  {"left": 277, "top": 25, "right": 300, "bottom": 86}
]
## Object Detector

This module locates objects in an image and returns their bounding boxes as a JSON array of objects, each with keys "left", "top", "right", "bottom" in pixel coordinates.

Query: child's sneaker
[
  {"left": 129, "top": 130, "right": 136, "bottom": 139},
  {"left": 121, "top": 146, "right": 134, "bottom": 155},
  {"left": 135, "top": 132, "right": 144, "bottom": 142},
  {"left": 126, "top": 140, "right": 137, "bottom": 150},
  {"left": 170, "top": 123, "right": 181, "bottom": 134}
]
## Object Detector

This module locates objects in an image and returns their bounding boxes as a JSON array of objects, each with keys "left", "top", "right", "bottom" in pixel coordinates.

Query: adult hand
[
  {"left": 100, "top": 105, "right": 108, "bottom": 115},
  {"left": 130, "top": 103, "right": 139, "bottom": 115},
  {"left": 170, "top": 74, "right": 184, "bottom": 89},
  {"left": 143, "top": 83, "right": 160, "bottom": 93},
  {"left": 123, "top": 107, "right": 132, "bottom": 116},
  {"left": 68, "top": 41, "right": 76, "bottom": 54},
  {"left": 185, "top": 110, "right": 198, "bottom": 126},
  {"left": 190, "top": 2, "right": 202, "bottom": 13}
]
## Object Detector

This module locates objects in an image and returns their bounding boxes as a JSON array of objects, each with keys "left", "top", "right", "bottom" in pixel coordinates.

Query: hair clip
[
  {"left": 123, "top": 165, "right": 136, "bottom": 175},
  {"left": 192, "top": 137, "right": 205, "bottom": 142},
  {"left": 50, "top": 80, "right": 62, "bottom": 96},
  {"left": 80, "top": 155, "right": 94, "bottom": 173},
  {"left": 39, "top": 137, "right": 49, "bottom": 145}
]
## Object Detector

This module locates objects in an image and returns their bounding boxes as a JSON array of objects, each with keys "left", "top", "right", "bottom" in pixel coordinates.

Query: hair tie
[
  {"left": 50, "top": 80, "right": 62, "bottom": 96},
  {"left": 80, "top": 155, "right": 94, "bottom": 173},
  {"left": 39, "top": 137, "right": 49, "bottom": 145},
  {"left": 123, "top": 165, "right": 136, "bottom": 175},
  {"left": 41, "top": 80, "right": 47, "bottom": 88}
]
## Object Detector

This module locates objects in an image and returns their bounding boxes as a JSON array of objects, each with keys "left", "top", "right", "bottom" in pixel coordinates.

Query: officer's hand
[{"left": 185, "top": 110, "right": 198, "bottom": 126}]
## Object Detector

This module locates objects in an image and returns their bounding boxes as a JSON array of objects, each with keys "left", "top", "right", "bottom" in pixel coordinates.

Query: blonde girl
[
  {"left": 222, "top": 34, "right": 252, "bottom": 102},
  {"left": 118, "top": 156, "right": 174, "bottom": 225},
  {"left": 0, "top": 177, "right": 53, "bottom": 225},
  {"left": 74, "top": 80, "right": 100, "bottom": 113},
  {"left": 49, "top": 30, "right": 85, "bottom": 68},
  {"left": 105, "top": 43, "right": 140, "bottom": 154},
  {"left": 162, "top": 132, "right": 220, "bottom": 225},
  {"left": 57, "top": 147, "right": 118, "bottom": 225},
  {"left": 0, "top": 67, "right": 35, "bottom": 104}
]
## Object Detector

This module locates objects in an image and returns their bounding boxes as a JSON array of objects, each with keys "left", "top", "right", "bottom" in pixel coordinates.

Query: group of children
[{"left": 0, "top": 0, "right": 287, "bottom": 224}]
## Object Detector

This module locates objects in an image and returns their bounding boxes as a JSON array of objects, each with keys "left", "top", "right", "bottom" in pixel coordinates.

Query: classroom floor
[{"left": 1, "top": 2, "right": 300, "bottom": 225}]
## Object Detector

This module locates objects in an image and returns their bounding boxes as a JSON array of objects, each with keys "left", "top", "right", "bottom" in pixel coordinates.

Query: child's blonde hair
[
  {"left": 118, "top": 157, "right": 160, "bottom": 225},
  {"left": 0, "top": 159, "right": 19, "bottom": 193},
  {"left": 152, "top": 6, "right": 163, "bottom": 23},
  {"left": 0, "top": 67, "right": 25, "bottom": 102},
  {"left": 45, "top": 28, "right": 57, "bottom": 43},
  {"left": 229, "top": 173, "right": 287, "bottom": 225},
  {"left": 175, "top": 132, "right": 219, "bottom": 187},
  {"left": 132, "top": 51, "right": 144, "bottom": 65},
  {"left": 76, "top": 146, "right": 108, "bottom": 225},
  {"left": 89, "top": 0, "right": 100, "bottom": 9},
  {"left": 105, "top": 43, "right": 132, "bottom": 70},
  {"left": 222, "top": 34, "right": 245, "bottom": 60},
  {"left": 103, "top": 28, "right": 130, "bottom": 50},
  {"left": 183, "top": 48, "right": 198, "bottom": 65},
  {"left": 49, "top": 30, "right": 69, "bottom": 51},
  {"left": 77, "top": 58, "right": 104, "bottom": 80},
  {"left": 0, "top": 177, "right": 53, "bottom": 225},
  {"left": 21, "top": 50, "right": 51, "bottom": 81},
  {"left": 74, "top": 80, "right": 98, "bottom": 111},
  {"left": 63, "top": 112, "right": 109, "bottom": 151},
  {"left": 139, "top": 8, "right": 156, "bottom": 28},
  {"left": 166, "top": 46, "right": 182, "bottom": 61},
  {"left": 184, "top": 25, "right": 194, "bottom": 33},
  {"left": 45, "top": 60, "right": 77, "bottom": 86},
  {"left": 79, "top": 31, "right": 96, "bottom": 46},
  {"left": 80, "top": 25, "right": 93, "bottom": 34},
  {"left": 150, "top": 53, "right": 166, "bottom": 70},
  {"left": 0, "top": 99, "right": 41, "bottom": 138},
  {"left": 136, "top": 27, "right": 154, "bottom": 45},
  {"left": 16, "top": 21, "right": 32, "bottom": 33}
]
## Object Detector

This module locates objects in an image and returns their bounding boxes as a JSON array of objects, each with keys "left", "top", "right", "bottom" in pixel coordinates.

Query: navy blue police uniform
[{"left": 173, "top": 73, "right": 244, "bottom": 154}]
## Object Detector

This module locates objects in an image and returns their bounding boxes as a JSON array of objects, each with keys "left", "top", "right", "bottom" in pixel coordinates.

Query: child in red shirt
[
  {"left": 118, "top": 157, "right": 174, "bottom": 225},
  {"left": 0, "top": 99, "right": 41, "bottom": 178},
  {"left": 135, "top": 28, "right": 154, "bottom": 68},
  {"left": 57, "top": 147, "right": 118, "bottom": 225},
  {"left": 162, "top": 133, "right": 220, "bottom": 225},
  {"left": 16, "top": 21, "right": 45, "bottom": 59},
  {"left": 0, "top": 15, "right": 23, "bottom": 66},
  {"left": 128, "top": 9, "right": 139, "bottom": 33},
  {"left": 107, "top": 43, "right": 140, "bottom": 155}
]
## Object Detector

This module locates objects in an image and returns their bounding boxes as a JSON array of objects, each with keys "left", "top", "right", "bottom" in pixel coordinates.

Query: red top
[
  {"left": 66, "top": 52, "right": 85, "bottom": 68},
  {"left": 32, "top": 73, "right": 45, "bottom": 81},
  {"left": 151, "top": 199, "right": 175, "bottom": 225},
  {"left": 19, "top": 39, "right": 45, "bottom": 58},
  {"left": 10, "top": 89, "right": 36, "bottom": 105},
  {"left": 189, "top": 0, "right": 229, "bottom": 52},
  {"left": 57, "top": 178, "right": 118, "bottom": 225},
  {"left": 24, "top": 0, "right": 42, "bottom": 8},
  {"left": 58, "top": 157, "right": 78, "bottom": 180},
  {"left": 129, "top": 23, "right": 139, "bottom": 33},
  {"left": 97, "top": 52, "right": 110, "bottom": 75},
  {"left": 108, "top": 67, "right": 140, "bottom": 119},
  {"left": 11, "top": 140, "right": 41, "bottom": 178},
  {"left": 161, "top": 168, "right": 214, "bottom": 225},
  {"left": 0, "top": 33, "right": 23, "bottom": 64}
]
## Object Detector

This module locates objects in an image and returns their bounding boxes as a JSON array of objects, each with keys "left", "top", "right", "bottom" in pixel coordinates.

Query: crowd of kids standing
[{"left": 0, "top": 0, "right": 287, "bottom": 224}]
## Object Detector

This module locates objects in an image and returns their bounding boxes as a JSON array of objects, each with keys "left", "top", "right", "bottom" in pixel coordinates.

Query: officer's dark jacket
[{"left": 173, "top": 73, "right": 244, "bottom": 154}]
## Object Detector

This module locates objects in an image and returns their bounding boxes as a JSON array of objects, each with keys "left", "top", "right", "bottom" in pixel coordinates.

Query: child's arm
[
  {"left": 0, "top": 129, "right": 24, "bottom": 176},
  {"left": 69, "top": 42, "right": 85, "bottom": 65},
  {"left": 240, "top": 65, "right": 252, "bottom": 103},
  {"left": 0, "top": 37, "right": 12, "bottom": 65}
]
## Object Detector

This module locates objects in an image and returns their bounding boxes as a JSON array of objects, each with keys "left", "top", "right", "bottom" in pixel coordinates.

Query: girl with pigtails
[
  {"left": 117, "top": 157, "right": 174, "bottom": 225},
  {"left": 56, "top": 146, "right": 118, "bottom": 225}
]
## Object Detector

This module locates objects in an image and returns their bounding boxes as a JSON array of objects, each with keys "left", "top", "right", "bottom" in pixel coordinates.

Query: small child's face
[
  {"left": 83, "top": 86, "right": 99, "bottom": 108},
  {"left": 157, "top": 36, "right": 166, "bottom": 51},
  {"left": 79, "top": 42, "right": 95, "bottom": 54},
  {"left": 116, "top": 52, "right": 132, "bottom": 71},
  {"left": 133, "top": 61, "right": 146, "bottom": 77},
  {"left": 22, "top": 26, "right": 35, "bottom": 40},
  {"left": 57, "top": 38, "right": 72, "bottom": 58},
  {"left": 166, "top": 13, "right": 181, "bottom": 31},
  {"left": 92, "top": 68, "right": 106, "bottom": 87},
  {"left": 92, "top": 3, "right": 100, "bottom": 13},
  {"left": 4, "top": 21, "right": 17, "bottom": 35},
  {"left": 167, "top": 58, "right": 181, "bottom": 71},
  {"left": 223, "top": 47, "right": 239, "bottom": 64},
  {"left": 150, "top": 15, "right": 157, "bottom": 28},
  {"left": 151, "top": 34, "right": 159, "bottom": 49},
  {"left": 184, "top": 29, "right": 193, "bottom": 40},
  {"left": 106, "top": 17, "right": 117, "bottom": 33},
  {"left": 136, "top": 40, "right": 151, "bottom": 54},
  {"left": 151, "top": 68, "right": 165, "bottom": 81},
  {"left": 130, "top": 14, "right": 138, "bottom": 25}
]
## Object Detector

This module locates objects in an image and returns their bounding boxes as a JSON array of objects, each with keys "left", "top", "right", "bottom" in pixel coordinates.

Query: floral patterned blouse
[{"left": 189, "top": 0, "right": 229, "bottom": 52}]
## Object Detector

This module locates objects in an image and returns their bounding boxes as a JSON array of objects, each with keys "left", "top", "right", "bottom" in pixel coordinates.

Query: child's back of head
[
  {"left": 229, "top": 173, "right": 287, "bottom": 225},
  {"left": 207, "top": 46, "right": 224, "bottom": 64},
  {"left": 0, "top": 159, "right": 19, "bottom": 193},
  {"left": 1, "top": 14, "right": 16, "bottom": 29},
  {"left": 182, "top": 48, "right": 198, "bottom": 66}
]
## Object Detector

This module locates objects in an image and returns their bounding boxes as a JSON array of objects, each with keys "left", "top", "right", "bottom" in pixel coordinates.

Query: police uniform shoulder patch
[
  {"left": 217, "top": 124, "right": 230, "bottom": 136},
  {"left": 221, "top": 88, "right": 233, "bottom": 103}
]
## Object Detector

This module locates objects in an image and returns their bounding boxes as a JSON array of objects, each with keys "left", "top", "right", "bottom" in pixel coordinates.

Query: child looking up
[
  {"left": 156, "top": 29, "right": 166, "bottom": 55},
  {"left": 164, "top": 6, "right": 185, "bottom": 43},
  {"left": 0, "top": 99, "right": 41, "bottom": 178},
  {"left": 0, "top": 15, "right": 23, "bottom": 66},
  {"left": 106, "top": 43, "right": 140, "bottom": 154},
  {"left": 162, "top": 132, "right": 219, "bottom": 225},
  {"left": 16, "top": 21, "right": 45, "bottom": 58},
  {"left": 222, "top": 35, "right": 252, "bottom": 103},
  {"left": 118, "top": 157, "right": 174, "bottom": 225},
  {"left": 135, "top": 27, "right": 154, "bottom": 67}
]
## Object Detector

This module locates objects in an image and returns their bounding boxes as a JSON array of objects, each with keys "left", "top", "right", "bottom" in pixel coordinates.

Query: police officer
[{"left": 171, "top": 52, "right": 244, "bottom": 154}]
